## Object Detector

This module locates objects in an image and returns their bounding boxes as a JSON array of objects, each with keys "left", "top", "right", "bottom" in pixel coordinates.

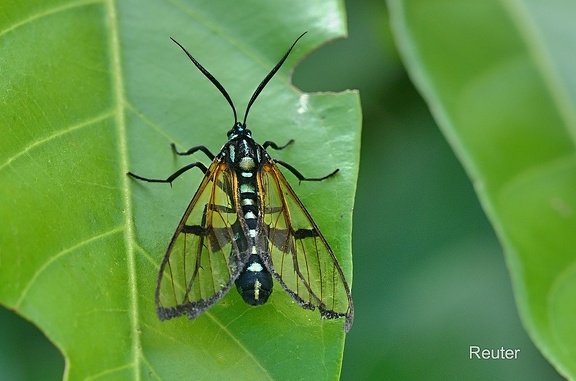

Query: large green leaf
[
  {"left": 0, "top": 1, "right": 361, "bottom": 379},
  {"left": 389, "top": 0, "right": 576, "bottom": 378}
]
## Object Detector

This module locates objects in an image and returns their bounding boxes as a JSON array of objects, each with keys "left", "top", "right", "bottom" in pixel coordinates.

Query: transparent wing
[
  {"left": 155, "top": 158, "right": 246, "bottom": 321},
  {"left": 259, "top": 162, "right": 354, "bottom": 331}
]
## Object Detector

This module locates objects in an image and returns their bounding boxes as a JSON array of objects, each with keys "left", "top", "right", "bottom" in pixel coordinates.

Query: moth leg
[
  {"left": 170, "top": 143, "right": 215, "bottom": 160},
  {"left": 127, "top": 162, "right": 208, "bottom": 185},
  {"left": 275, "top": 160, "right": 339, "bottom": 182},
  {"left": 262, "top": 139, "right": 294, "bottom": 150}
]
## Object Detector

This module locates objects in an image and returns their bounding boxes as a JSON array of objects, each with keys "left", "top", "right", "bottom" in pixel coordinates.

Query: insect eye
[{"left": 227, "top": 127, "right": 252, "bottom": 140}]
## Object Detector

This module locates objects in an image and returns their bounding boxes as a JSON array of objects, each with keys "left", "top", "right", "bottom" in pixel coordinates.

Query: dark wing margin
[
  {"left": 155, "top": 158, "right": 246, "bottom": 321},
  {"left": 259, "top": 161, "right": 354, "bottom": 332}
]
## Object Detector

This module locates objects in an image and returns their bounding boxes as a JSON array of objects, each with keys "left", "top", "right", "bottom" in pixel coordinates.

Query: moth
[{"left": 127, "top": 33, "right": 354, "bottom": 332}]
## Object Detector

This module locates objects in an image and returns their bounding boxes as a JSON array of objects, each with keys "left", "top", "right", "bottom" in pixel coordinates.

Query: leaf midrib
[{"left": 105, "top": 0, "right": 141, "bottom": 379}]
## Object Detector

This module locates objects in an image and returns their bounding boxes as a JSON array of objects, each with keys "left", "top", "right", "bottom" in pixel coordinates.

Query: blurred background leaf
[{"left": 385, "top": 0, "right": 576, "bottom": 378}]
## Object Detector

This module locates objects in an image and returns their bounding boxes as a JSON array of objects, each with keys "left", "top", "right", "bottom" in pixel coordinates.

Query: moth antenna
[
  {"left": 171, "top": 37, "right": 238, "bottom": 125},
  {"left": 243, "top": 32, "right": 307, "bottom": 126}
]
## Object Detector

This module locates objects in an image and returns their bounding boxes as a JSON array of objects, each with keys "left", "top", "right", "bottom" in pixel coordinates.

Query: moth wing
[
  {"left": 155, "top": 158, "right": 246, "bottom": 320},
  {"left": 259, "top": 162, "right": 354, "bottom": 331}
]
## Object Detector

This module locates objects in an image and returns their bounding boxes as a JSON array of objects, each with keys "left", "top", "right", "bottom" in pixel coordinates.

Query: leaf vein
[
  {"left": 84, "top": 362, "right": 133, "bottom": 381},
  {"left": 0, "top": 0, "right": 104, "bottom": 38},
  {"left": 0, "top": 111, "right": 114, "bottom": 172},
  {"left": 105, "top": 1, "right": 142, "bottom": 380},
  {"left": 15, "top": 226, "right": 124, "bottom": 308}
]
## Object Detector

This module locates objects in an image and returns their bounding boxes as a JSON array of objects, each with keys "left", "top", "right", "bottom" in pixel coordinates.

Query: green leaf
[
  {"left": 388, "top": 0, "right": 576, "bottom": 378},
  {"left": 0, "top": 1, "right": 361, "bottom": 379}
]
